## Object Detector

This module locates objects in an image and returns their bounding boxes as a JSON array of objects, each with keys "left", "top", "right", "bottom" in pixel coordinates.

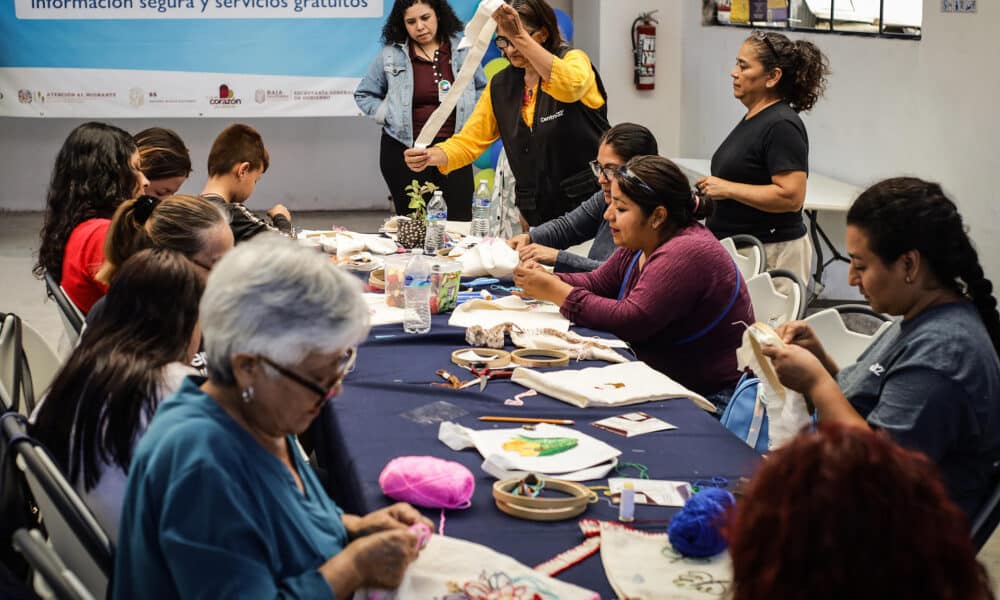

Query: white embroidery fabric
[
  {"left": 598, "top": 522, "right": 732, "bottom": 600},
  {"left": 510, "top": 362, "right": 715, "bottom": 413},
  {"left": 355, "top": 534, "right": 599, "bottom": 600}
]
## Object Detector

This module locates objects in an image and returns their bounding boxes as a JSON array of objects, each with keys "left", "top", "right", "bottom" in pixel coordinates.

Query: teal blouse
[{"left": 113, "top": 377, "right": 348, "bottom": 599}]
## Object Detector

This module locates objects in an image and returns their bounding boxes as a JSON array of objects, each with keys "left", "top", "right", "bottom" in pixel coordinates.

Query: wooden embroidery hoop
[
  {"left": 747, "top": 322, "right": 787, "bottom": 399},
  {"left": 493, "top": 474, "right": 596, "bottom": 521},
  {"left": 451, "top": 348, "right": 511, "bottom": 368},
  {"left": 510, "top": 348, "right": 571, "bottom": 368}
]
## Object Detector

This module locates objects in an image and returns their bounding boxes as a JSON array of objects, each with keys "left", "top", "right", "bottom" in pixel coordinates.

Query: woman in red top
[{"left": 34, "top": 122, "right": 149, "bottom": 313}]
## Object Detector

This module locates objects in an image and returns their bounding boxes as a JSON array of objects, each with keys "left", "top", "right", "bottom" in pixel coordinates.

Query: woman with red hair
[{"left": 727, "top": 423, "right": 993, "bottom": 600}]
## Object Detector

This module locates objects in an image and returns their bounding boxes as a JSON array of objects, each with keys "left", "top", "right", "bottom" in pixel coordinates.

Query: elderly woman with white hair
[{"left": 113, "top": 235, "right": 430, "bottom": 599}]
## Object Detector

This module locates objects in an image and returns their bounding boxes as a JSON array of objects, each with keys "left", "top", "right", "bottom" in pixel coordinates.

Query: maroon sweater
[{"left": 558, "top": 224, "right": 753, "bottom": 395}]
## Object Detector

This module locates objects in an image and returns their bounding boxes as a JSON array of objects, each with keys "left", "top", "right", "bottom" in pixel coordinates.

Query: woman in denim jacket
[{"left": 355, "top": 0, "right": 486, "bottom": 220}]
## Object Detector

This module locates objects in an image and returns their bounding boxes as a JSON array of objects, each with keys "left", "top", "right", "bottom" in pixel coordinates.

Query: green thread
[{"left": 615, "top": 461, "right": 650, "bottom": 480}]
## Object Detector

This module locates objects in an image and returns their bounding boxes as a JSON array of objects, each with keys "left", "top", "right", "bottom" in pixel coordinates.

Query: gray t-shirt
[
  {"left": 528, "top": 191, "right": 615, "bottom": 273},
  {"left": 837, "top": 302, "right": 1000, "bottom": 518}
]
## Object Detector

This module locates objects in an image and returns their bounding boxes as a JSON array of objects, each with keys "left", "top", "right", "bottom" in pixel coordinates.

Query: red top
[
  {"left": 410, "top": 39, "right": 456, "bottom": 139},
  {"left": 558, "top": 224, "right": 754, "bottom": 396},
  {"left": 61, "top": 218, "right": 110, "bottom": 313}
]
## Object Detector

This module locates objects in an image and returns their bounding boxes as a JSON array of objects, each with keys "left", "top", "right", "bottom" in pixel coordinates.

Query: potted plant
[{"left": 397, "top": 179, "right": 439, "bottom": 249}]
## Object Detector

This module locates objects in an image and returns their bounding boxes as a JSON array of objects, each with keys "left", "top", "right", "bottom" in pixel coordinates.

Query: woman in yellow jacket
[{"left": 404, "top": 0, "right": 609, "bottom": 227}]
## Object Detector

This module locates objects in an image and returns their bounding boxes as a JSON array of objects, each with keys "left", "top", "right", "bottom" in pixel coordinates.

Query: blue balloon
[
  {"left": 489, "top": 139, "right": 503, "bottom": 168},
  {"left": 482, "top": 40, "right": 502, "bottom": 64},
  {"left": 554, "top": 8, "right": 573, "bottom": 42}
]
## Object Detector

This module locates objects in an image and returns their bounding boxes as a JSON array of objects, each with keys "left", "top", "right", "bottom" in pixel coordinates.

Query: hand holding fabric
[
  {"left": 775, "top": 320, "right": 838, "bottom": 375},
  {"left": 518, "top": 243, "right": 559, "bottom": 266},
  {"left": 761, "top": 342, "right": 828, "bottom": 395},
  {"left": 347, "top": 503, "right": 434, "bottom": 539},
  {"left": 507, "top": 233, "right": 531, "bottom": 250},
  {"left": 403, "top": 147, "right": 447, "bottom": 172},
  {"left": 513, "top": 261, "right": 571, "bottom": 305},
  {"left": 341, "top": 529, "right": 419, "bottom": 590}
]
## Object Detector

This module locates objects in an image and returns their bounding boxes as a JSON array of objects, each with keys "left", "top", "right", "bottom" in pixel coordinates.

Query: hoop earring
[{"left": 241, "top": 386, "right": 255, "bottom": 403}]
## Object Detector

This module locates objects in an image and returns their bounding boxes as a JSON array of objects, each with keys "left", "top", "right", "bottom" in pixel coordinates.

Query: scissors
[{"left": 468, "top": 364, "right": 514, "bottom": 391}]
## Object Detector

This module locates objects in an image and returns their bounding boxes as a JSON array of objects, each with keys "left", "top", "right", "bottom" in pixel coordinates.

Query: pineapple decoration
[{"left": 397, "top": 180, "right": 439, "bottom": 249}]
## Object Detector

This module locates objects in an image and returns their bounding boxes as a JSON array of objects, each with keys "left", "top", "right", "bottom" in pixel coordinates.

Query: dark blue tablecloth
[{"left": 312, "top": 312, "right": 761, "bottom": 597}]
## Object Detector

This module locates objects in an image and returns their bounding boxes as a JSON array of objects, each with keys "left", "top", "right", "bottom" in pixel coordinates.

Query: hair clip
[{"left": 133, "top": 194, "right": 160, "bottom": 225}]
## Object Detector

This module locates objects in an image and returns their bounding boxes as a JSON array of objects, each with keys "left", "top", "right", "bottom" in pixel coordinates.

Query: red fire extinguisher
[{"left": 632, "top": 10, "right": 658, "bottom": 90}]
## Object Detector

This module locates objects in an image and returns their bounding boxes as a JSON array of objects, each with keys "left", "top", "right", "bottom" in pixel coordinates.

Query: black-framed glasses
[
  {"left": 588, "top": 159, "right": 619, "bottom": 181},
  {"left": 615, "top": 166, "right": 657, "bottom": 196},
  {"left": 258, "top": 347, "right": 357, "bottom": 401},
  {"left": 495, "top": 29, "right": 538, "bottom": 50},
  {"left": 750, "top": 29, "right": 778, "bottom": 57}
]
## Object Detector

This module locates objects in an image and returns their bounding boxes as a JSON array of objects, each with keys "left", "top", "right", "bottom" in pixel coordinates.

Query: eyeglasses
[
  {"left": 615, "top": 166, "right": 657, "bottom": 196},
  {"left": 751, "top": 29, "right": 778, "bottom": 57},
  {"left": 588, "top": 159, "right": 618, "bottom": 181},
  {"left": 258, "top": 347, "right": 357, "bottom": 401},
  {"left": 495, "top": 29, "right": 538, "bottom": 50}
]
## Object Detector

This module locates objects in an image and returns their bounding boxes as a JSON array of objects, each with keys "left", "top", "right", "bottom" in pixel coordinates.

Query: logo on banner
[
  {"left": 255, "top": 89, "right": 266, "bottom": 104},
  {"left": 18, "top": 90, "right": 32, "bottom": 104},
  {"left": 210, "top": 83, "right": 242, "bottom": 106},
  {"left": 129, "top": 88, "right": 145, "bottom": 108}
]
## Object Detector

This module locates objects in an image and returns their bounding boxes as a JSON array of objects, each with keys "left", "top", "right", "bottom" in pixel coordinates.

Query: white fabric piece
[
  {"left": 449, "top": 296, "right": 571, "bottom": 332},
  {"left": 735, "top": 327, "right": 811, "bottom": 449},
  {"left": 414, "top": 0, "right": 503, "bottom": 147},
  {"left": 363, "top": 293, "right": 406, "bottom": 326},
  {"left": 452, "top": 238, "right": 519, "bottom": 278},
  {"left": 598, "top": 522, "right": 732, "bottom": 600},
  {"left": 335, "top": 233, "right": 366, "bottom": 260},
  {"left": 315, "top": 232, "right": 399, "bottom": 256},
  {"left": 509, "top": 328, "right": 628, "bottom": 363},
  {"left": 355, "top": 533, "right": 599, "bottom": 600},
  {"left": 438, "top": 422, "right": 622, "bottom": 480},
  {"left": 511, "top": 362, "right": 715, "bottom": 413}
]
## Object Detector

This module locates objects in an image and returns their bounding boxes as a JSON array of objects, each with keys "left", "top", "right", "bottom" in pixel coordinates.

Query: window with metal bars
[{"left": 705, "top": 1, "right": 921, "bottom": 39}]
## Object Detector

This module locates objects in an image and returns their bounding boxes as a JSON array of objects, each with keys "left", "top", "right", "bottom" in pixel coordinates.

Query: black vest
[{"left": 490, "top": 48, "right": 610, "bottom": 226}]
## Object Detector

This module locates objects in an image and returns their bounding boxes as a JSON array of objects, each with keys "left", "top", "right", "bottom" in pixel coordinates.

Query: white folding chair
[
  {"left": 720, "top": 236, "right": 764, "bottom": 281},
  {"left": 43, "top": 272, "right": 84, "bottom": 349},
  {"left": 4, "top": 415, "right": 113, "bottom": 600},
  {"left": 0, "top": 313, "right": 63, "bottom": 416},
  {"left": 746, "top": 270, "right": 806, "bottom": 327},
  {"left": 805, "top": 306, "right": 892, "bottom": 368},
  {"left": 13, "top": 529, "right": 95, "bottom": 600}
]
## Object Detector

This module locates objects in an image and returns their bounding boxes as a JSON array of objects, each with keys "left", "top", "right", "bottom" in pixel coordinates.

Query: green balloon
[
  {"left": 484, "top": 57, "right": 510, "bottom": 81},
  {"left": 473, "top": 168, "right": 496, "bottom": 195}
]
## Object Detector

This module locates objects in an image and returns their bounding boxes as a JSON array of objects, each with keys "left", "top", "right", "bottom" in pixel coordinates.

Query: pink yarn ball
[{"left": 379, "top": 456, "right": 475, "bottom": 509}]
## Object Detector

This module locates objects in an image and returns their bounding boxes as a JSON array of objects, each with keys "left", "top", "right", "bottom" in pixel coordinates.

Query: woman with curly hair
[
  {"left": 355, "top": 0, "right": 485, "bottom": 219},
  {"left": 728, "top": 423, "right": 995, "bottom": 600},
  {"left": 34, "top": 122, "right": 149, "bottom": 313},
  {"left": 697, "top": 30, "right": 830, "bottom": 290},
  {"left": 764, "top": 177, "right": 1000, "bottom": 519}
]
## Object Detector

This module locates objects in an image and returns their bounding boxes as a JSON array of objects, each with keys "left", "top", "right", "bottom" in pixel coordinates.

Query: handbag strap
[
  {"left": 617, "top": 251, "right": 642, "bottom": 301},
  {"left": 1, "top": 314, "right": 35, "bottom": 415},
  {"left": 745, "top": 383, "right": 766, "bottom": 449},
  {"left": 674, "top": 259, "right": 743, "bottom": 345}
]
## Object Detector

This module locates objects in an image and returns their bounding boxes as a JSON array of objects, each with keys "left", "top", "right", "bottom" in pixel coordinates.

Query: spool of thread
[
  {"left": 667, "top": 487, "right": 735, "bottom": 558},
  {"left": 618, "top": 482, "right": 635, "bottom": 522}
]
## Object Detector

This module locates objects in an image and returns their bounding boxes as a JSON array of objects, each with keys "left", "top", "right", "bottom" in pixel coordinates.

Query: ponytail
[
  {"left": 848, "top": 177, "right": 1000, "bottom": 355},
  {"left": 97, "top": 196, "right": 156, "bottom": 285},
  {"left": 748, "top": 31, "right": 830, "bottom": 113}
]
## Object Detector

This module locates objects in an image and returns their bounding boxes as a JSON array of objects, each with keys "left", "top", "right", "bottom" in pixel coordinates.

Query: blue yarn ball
[{"left": 667, "top": 488, "right": 735, "bottom": 558}]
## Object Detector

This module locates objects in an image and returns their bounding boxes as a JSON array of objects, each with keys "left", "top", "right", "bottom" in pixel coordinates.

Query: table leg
[{"left": 807, "top": 209, "right": 850, "bottom": 303}]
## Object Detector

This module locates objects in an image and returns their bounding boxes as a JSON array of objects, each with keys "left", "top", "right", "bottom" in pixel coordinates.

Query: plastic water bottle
[
  {"left": 424, "top": 190, "right": 447, "bottom": 255},
  {"left": 470, "top": 179, "right": 492, "bottom": 238},
  {"left": 403, "top": 250, "right": 432, "bottom": 334}
]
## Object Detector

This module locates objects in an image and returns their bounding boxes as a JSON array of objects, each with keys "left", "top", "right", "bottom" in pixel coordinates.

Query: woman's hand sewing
[
  {"left": 513, "top": 260, "right": 572, "bottom": 305},
  {"left": 343, "top": 503, "right": 433, "bottom": 539},
  {"left": 774, "top": 321, "right": 838, "bottom": 375}
]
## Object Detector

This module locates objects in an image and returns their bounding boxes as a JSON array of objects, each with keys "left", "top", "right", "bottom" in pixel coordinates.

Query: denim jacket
[{"left": 354, "top": 34, "right": 486, "bottom": 148}]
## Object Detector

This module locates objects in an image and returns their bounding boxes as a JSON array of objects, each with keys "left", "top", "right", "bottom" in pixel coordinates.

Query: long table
[{"left": 311, "top": 309, "right": 761, "bottom": 596}]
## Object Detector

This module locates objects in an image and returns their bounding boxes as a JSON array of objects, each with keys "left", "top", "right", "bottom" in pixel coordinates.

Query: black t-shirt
[{"left": 706, "top": 101, "right": 808, "bottom": 243}]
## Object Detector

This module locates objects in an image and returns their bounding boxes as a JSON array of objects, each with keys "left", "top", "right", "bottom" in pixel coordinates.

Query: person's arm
[
  {"left": 553, "top": 251, "right": 603, "bottom": 274},
  {"left": 529, "top": 192, "right": 605, "bottom": 250},
  {"left": 493, "top": 4, "right": 554, "bottom": 80},
  {"left": 228, "top": 204, "right": 272, "bottom": 242},
  {"left": 763, "top": 343, "right": 868, "bottom": 428},
  {"left": 405, "top": 86, "right": 499, "bottom": 174},
  {"left": 354, "top": 51, "right": 389, "bottom": 119},
  {"left": 558, "top": 248, "right": 626, "bottom": 299},
  {"left": 540, "top": 49, "right": 604, "bottom": 109},
  {"left": 267, "top": 204, "right": 293, "bottom": 234},
  {"left": 697, "top": 170, "right": 806, "bottom": 213}
]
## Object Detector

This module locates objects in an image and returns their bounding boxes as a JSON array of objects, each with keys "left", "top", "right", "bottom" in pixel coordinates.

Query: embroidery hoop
[
  {"left": 511, "top": 348, "right": 570, "bottom": 368},
  {"left": 493, "top": 474, "right": 597, "bottom": 521},
  {"left": 747, "top": 322, "right": 786, "bottom": 398},
  {"left": 451, "top": 348, "right": 511, "bottom": 368}
]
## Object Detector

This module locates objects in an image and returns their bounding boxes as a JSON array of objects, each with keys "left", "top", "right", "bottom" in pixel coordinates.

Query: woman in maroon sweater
[{"left": 514, "top": 155, "right": 753, "bottom": 406}]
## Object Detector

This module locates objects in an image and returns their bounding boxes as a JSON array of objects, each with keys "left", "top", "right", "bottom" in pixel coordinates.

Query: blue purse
[{"left": 719, "top": 372, "right": 769, "bottom": 453}]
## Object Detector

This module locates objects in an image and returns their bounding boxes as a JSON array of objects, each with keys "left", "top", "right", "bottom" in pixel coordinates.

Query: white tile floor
[{"left": 2, "top": 210, "right": 999, "bottom": 586}]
